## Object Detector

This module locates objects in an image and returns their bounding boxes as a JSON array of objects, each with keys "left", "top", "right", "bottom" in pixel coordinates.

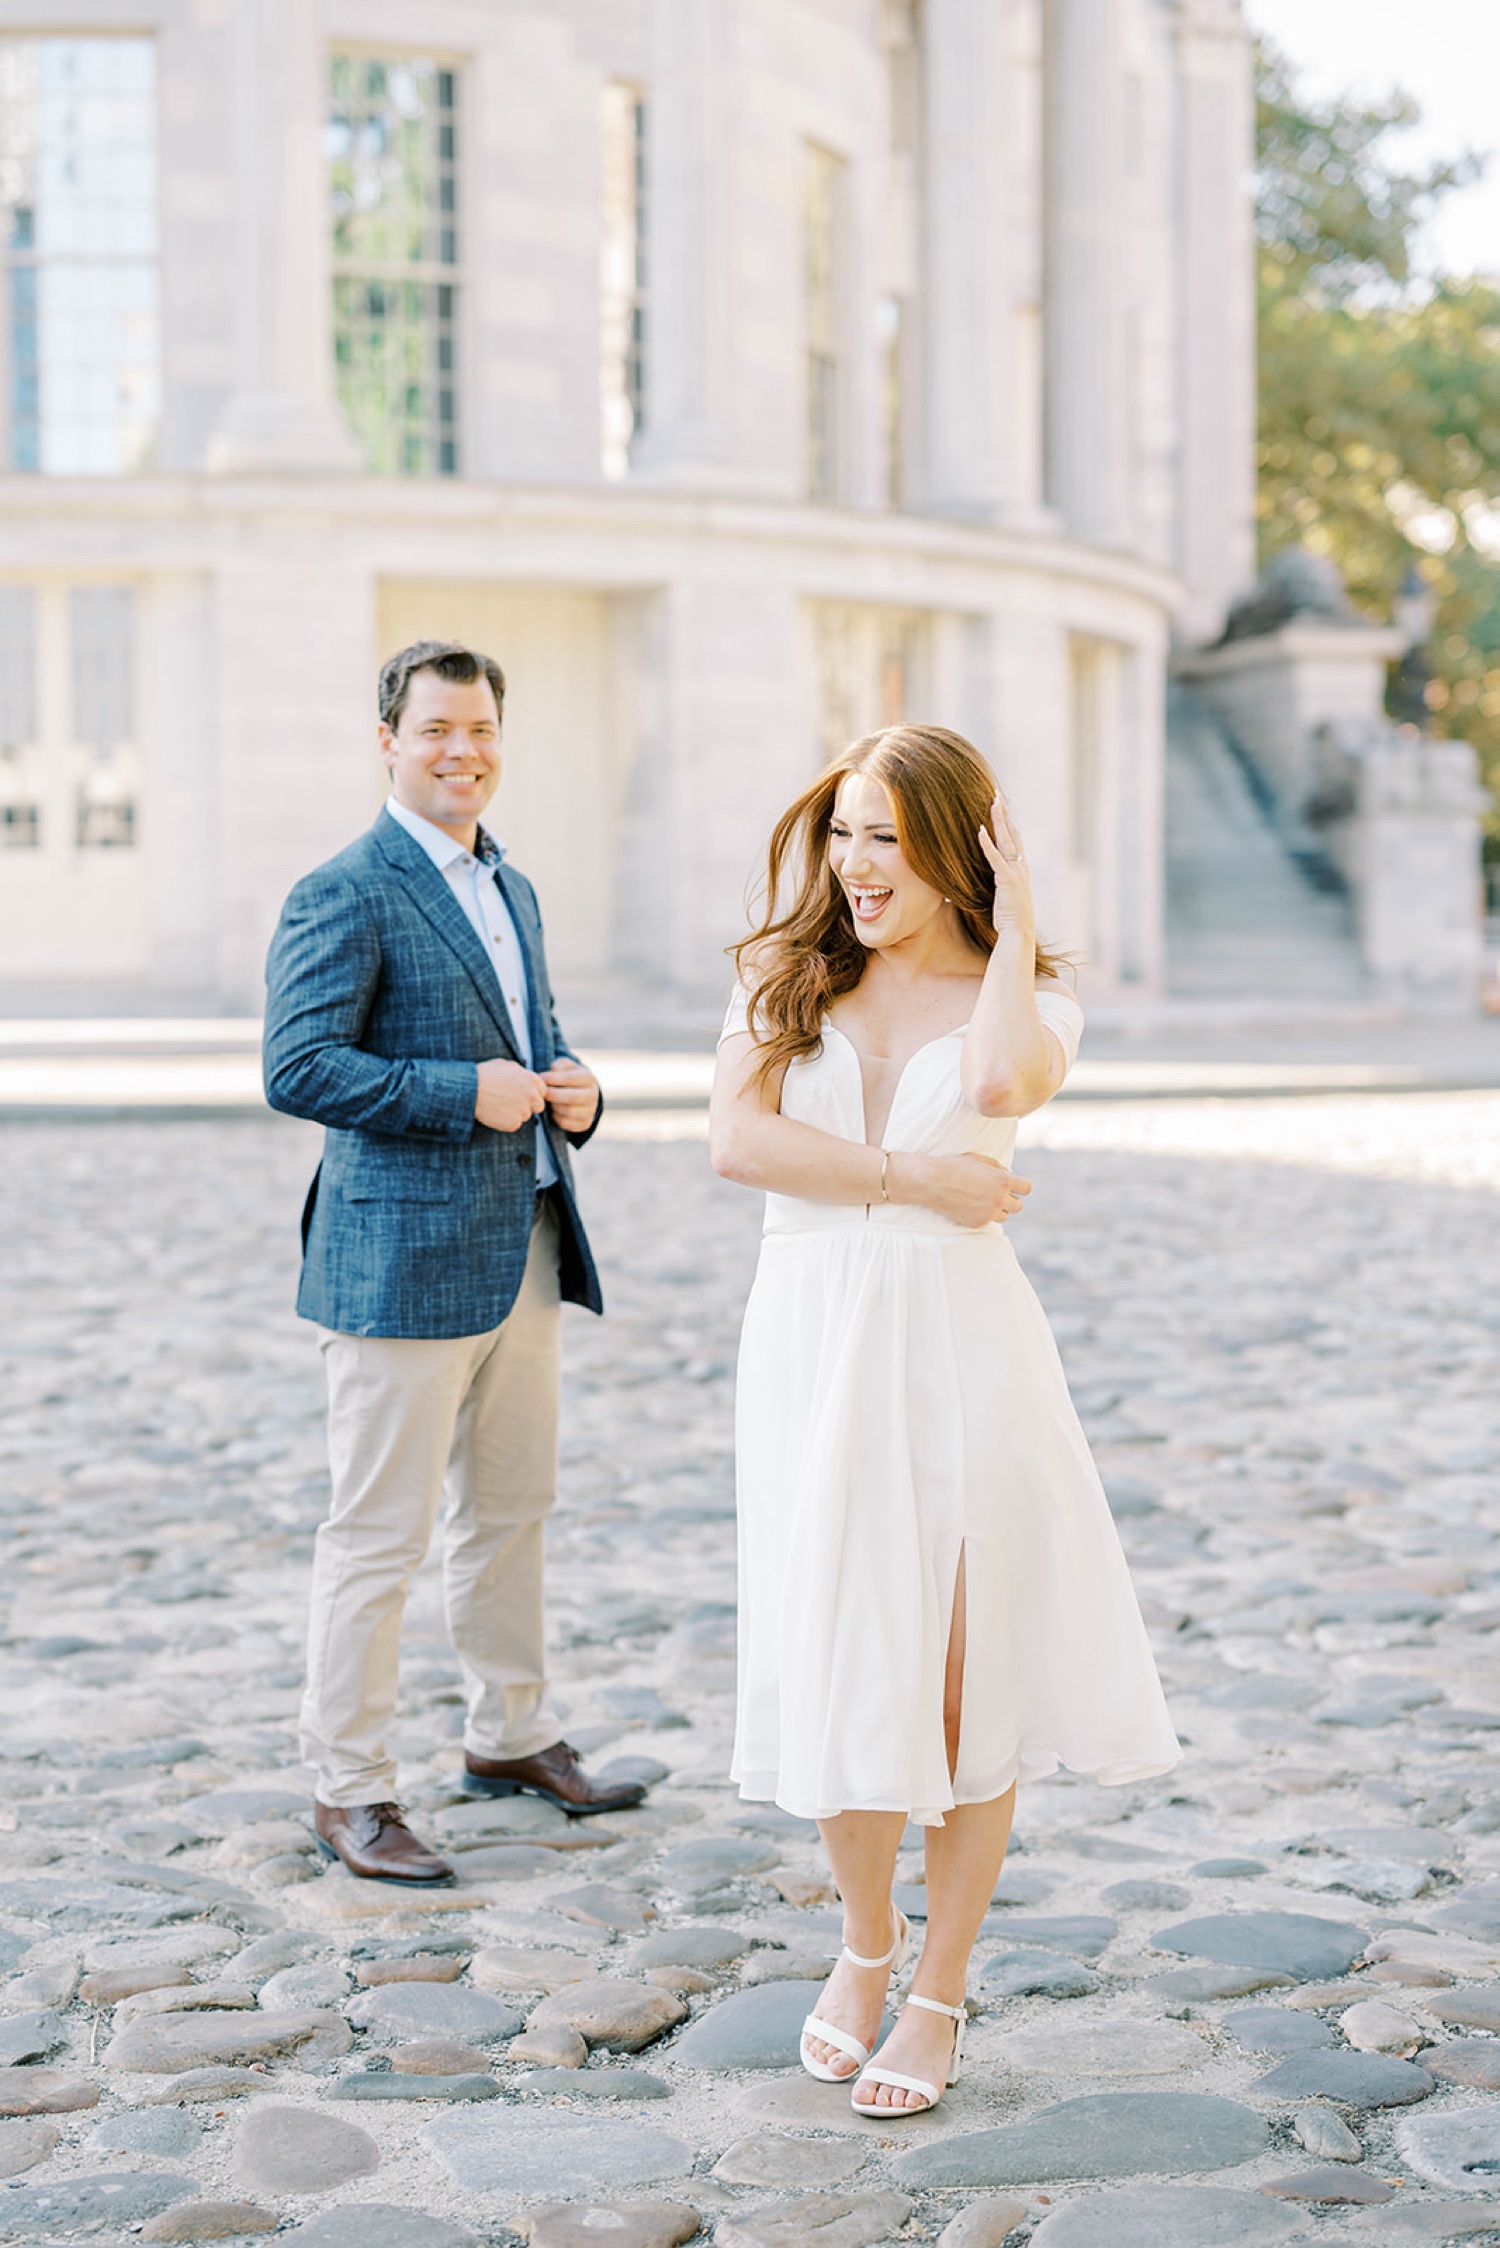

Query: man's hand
[
  {"left": 475, "top": 1057, "right": 548, "bottom": 1133},
  {"left": 542, "top": 1058, "right": 601, "bottom": 1136}
]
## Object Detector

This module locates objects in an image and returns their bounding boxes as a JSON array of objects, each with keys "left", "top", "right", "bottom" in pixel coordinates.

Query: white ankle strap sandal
[
  {"left": 798, "top": 1909, "right": 912, "bottom": 2082},
  {"left": 849, "top": 1992, "right": 967, "bottom": 2115}
]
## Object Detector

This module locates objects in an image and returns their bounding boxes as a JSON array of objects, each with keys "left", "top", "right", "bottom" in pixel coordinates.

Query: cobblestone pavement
[{"left": 2, "top": 1097, "right": 1500, "bottom": 2245}]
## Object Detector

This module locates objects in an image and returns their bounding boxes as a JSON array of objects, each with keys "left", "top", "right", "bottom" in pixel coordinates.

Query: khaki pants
[{"left": 300, "top": 1199, "right": 564, "bottom": 1806}]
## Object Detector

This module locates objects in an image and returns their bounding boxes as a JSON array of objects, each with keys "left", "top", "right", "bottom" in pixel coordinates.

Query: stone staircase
[{"left": 1165, "top": 685, "right": 1369, "bottom": 1001}]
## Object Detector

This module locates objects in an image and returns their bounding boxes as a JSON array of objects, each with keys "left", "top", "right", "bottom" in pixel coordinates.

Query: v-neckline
[{"left": 822, "top": 1019, "right": 966, "bottom": 1148}]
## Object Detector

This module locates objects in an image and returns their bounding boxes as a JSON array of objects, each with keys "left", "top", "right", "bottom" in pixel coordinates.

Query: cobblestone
[{"left": 1, "top": 1098, "right": 1499, "bottom": 2236}]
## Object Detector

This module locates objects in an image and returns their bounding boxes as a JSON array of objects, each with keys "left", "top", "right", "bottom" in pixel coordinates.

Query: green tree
[{"left": 1255, "top": 42, "right": 1500, "bottom": 842}]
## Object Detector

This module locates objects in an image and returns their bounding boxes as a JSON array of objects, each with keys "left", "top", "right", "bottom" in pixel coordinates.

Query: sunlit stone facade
[{"left": 0, "top": 0, "right": 1253, "bottom": 1013}]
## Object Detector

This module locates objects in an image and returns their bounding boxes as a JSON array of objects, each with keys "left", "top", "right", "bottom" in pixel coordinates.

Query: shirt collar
[{"left": 385, "top": 793, "right": 507, "bottom": 872}]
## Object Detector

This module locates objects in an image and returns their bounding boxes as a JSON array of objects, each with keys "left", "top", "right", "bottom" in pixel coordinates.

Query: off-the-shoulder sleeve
[
  {"left": 1035, "top": 982, "right": 1084, "bottom": 1081},
  {"left": 718, "top": 981, "right": 753, "bottom": 1045}
]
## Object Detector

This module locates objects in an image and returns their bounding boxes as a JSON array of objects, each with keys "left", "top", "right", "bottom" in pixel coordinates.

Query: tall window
[
  {"left": 0, "top": 38, "right": 159, "bottom": 474},
  {"left": 328, "top": 55, "right": 459, "bottom": 477},
  {"left": 805, "top": 144, "right": 844, "bottom": 503},
  {"left": 600, "top": 83, "right": 646, "bottom": 480}
]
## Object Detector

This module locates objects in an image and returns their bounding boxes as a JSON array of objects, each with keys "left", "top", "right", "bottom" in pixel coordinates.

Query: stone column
[
  {"left": 1044, "top": 0, "right": 1130, "bottom": 547},
  {"left": 205, "top": 0, "right": 360, "bottom": 475},
  {"left": 140, "top": 572, "right": 219, "bottom": 997},
  {"left": 612, "top": 580, "right": 803, "bottom": 989},
  {"left": 1174, "top": 0, "right": 1256, "bottom": 642},
  {"left": 630, "top": 0, "right": 742, "bottom": 489},
  {"left": 214, "top": 539, "right": 375, "bottom": 1005},
  {"left": 916, "top": 0, "right": 1011, "bottom": 520},
  {"left": 1117, "top": 638, "right": 1167, "bottom": 992},
  {"left": 1005, "top": 0, "right": 1050, "bottom": 518},
  {"left": 982, "top": 607, "right": 1073, "bottom": 938}
]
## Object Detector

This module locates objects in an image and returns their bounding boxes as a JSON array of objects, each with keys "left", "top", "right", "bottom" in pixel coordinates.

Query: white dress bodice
[{"left": 735, "top": 985, "right": 1084, "bottom": 1237}]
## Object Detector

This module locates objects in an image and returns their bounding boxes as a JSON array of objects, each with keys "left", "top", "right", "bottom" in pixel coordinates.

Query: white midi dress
[{"left": 726, "top": 984, "right": 1181, "bottom": 1826}]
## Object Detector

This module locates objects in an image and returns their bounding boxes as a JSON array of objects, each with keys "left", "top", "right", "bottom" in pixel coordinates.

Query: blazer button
[{"left": 515, "top": 1150, "right": 530, "bottom": 1166}]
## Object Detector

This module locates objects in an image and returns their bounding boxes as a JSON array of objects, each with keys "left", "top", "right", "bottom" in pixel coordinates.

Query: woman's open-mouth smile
[{"left": 848, "top": 883, "right": 893, "bottom": 923}]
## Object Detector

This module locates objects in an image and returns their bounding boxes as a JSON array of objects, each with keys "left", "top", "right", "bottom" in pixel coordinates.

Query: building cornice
[{"left": 0, "top": 474, "right": 1186, "bottom": 617}]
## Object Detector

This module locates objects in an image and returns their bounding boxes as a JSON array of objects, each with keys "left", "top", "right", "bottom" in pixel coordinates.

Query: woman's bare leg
[
  {"left": 801, "top": 1809, "right": 907, "bottom": 2076},
  {"left": 854, "top": 1550, "right": 1017, "bottom": 2108}
]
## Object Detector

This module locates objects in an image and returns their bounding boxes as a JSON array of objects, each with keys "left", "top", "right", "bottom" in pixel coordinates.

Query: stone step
[{"left": 1166, "top": 689, "right": 1368, "bottom": 999}]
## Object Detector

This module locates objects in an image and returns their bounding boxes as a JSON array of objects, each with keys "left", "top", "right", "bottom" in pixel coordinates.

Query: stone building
[{"left": 0, "top": 0, "right": 1254, "bottom": 1015}]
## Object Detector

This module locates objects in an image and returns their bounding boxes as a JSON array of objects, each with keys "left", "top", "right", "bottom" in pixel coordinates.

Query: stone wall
[{"left": 0, "top": 0, "right": 1256, "bottom": 1013}]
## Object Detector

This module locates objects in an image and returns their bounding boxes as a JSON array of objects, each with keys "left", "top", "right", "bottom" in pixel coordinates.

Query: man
[{"left": 264, "top": 639, "right": 645, "bottom": 1885}]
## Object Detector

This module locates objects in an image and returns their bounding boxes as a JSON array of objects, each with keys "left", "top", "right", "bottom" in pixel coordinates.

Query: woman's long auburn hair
[{"left": 731, "top": 723, "right": 1069, "bottom": 1082}]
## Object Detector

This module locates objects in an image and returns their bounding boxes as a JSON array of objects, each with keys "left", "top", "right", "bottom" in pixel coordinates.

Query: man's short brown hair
[{"left": 378, "top": 640, "right": 506, "bottom": 732}]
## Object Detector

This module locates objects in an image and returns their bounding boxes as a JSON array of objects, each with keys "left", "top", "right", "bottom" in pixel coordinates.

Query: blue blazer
[{"left": 263, "top": 807, "right": 603, "bottom": 1339}]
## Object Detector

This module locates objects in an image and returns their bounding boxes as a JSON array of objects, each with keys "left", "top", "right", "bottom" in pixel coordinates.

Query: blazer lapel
[
  {"left": 495, "top": 860, "right": 555, "bottom": 1068},
  {"left": 372, "top": 811, "right": 521, "bottom": 1061}
]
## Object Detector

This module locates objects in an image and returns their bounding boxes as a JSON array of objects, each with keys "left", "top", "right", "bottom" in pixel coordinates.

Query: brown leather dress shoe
[
  {"left": 314, "top": 1800, "right": 454, "bottom": 1885},
  {"left": 462, "top": 1739, "right": 647, "bottom": 1817}
]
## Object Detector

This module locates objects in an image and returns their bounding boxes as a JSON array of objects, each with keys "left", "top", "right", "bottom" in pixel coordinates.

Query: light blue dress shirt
[{"left": 384, "top": 795, "right": 557, "bottom": 1188}]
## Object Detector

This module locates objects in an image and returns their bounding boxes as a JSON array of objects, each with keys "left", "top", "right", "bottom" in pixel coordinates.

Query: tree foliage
[{"left": 1255, "top": 42, "right": 1500, "bottom": 837}]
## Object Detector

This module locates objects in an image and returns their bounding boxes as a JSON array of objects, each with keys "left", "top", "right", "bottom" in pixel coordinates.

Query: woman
[{"left": 710, "top": 724, "right": 1179, "bottom": 2118}]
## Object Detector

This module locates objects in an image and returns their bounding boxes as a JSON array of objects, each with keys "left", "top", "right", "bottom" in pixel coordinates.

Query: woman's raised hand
[{"left": 978, "top": 793, "right": 1035, "bottom": 939}]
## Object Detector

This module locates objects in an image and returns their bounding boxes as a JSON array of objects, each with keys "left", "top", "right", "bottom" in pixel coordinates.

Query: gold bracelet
[{"left": 879, "top": 1149, "right": 891, "bottom": 1203}]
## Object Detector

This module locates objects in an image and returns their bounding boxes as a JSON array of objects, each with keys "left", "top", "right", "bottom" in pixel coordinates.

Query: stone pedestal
[{"left": 1322, "top": 727, "right": 1490, "bottom": 1001}]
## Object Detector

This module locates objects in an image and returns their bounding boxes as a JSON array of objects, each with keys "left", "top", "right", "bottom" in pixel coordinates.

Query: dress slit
[{"left": 942, "top": 1542, "right": 968, "bottom": 1787}]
